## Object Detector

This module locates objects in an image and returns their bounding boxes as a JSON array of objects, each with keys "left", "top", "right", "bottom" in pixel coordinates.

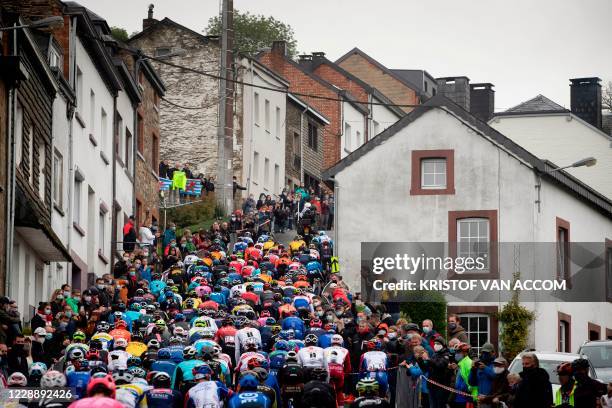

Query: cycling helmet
[
  {"left": 147, "top": 339, "right": 161, "bottom": 349},
  {"left": 135, "top": 288, "right": 145, "bottom": 296},
  {"left": 155, "top": 319, "right": 166, "bottom": 328},
  {"left": 127, "top": 356, "right": 142, "bottom": 368},
  {"left": 356, "top": 377, "right": 379, "bottom": 396},
  {"left": 309, "top": 318, "right": 322, "bottom": 328},
  {"left": 304, "top": 334, "right": 318, "bottom": 346},
  {"left": 245, "top": 337, "right": 259, "bottom": 351},
  {"left": 193, "top": 364, "right": 213, "bottom": 380},
  {"left": 157, "top": 349, "right": 171, "bottom": 360},
  {"left": 273, "top": 340, "right": 290, "bottom": 351},
  {"left": 174, "top": 327, "right": 186, "bottom": 336},
  {"left": 131, "top": 303, "right": 141, "bottom": 312},
  {"left": 557, "top": 362, "right": 573, "bottom": 376},
  {"left": 114, "top": 320, "right": 127, "bottom": 329},
  {"left": 238, "top": 373, "right": 260, "bottom": 391},
  {"left": 194, "top": 320, "right": 207, "bottom": 328},
  {"left": 169, "top": 336, "right": 183, "bottom": 345},
  {"left": 114, "top": 338, "right": 128, "bottom": 349},
  {"left": 89, "top": 338, "right": 103, "bottom": 350},
  {"left": 72, "top": 331, "right": 86, "bottom": 342},
  {"left": 87, "top": 374, "right": 116, "bottom": 398},
  {"left": 68, "top": 348, "right": 85, "bottom": 360},
  {"left": 29, "top": 362, "right": 48, "bottom": 376},
  {"left": 265, "top": 317, "right": 277, "bottom": 326},
  {"left": 112, "top": 368, "right": 134, "bottom": 385},
  {"left": 86, "top": 349, "right": 100, "bottom": 361},
  {"left": 151, "top": 371, "right": 171, "bottom": 388},
  {"left": 96, "top": 321, "right": 110, "bottom": 333},
  {"left": 252, "top": 367, "right": 269, "bottom": 382},
  {"left": 7, "top": 372, "right": 28, "bottom": 387},
  {"left": 310, "top": 367, "right": 327, "bottom": 381},
  {"left": 286, "top": 351, "right": 298, "bottom": 362},
  {"left": 183, "top": 346, "right": 197, "bottom": 359},
  {"left": 174, "top": 313, "right": 185, "bottom": 321},
  {"left": 41, "top": 370, "right": 67, "bottom": 388},
  {"left": 331, "top": 334, "right": 344, "bottom": 346},
  {"left": 129, "top": 367, "right": 147, "bottom": 379}
]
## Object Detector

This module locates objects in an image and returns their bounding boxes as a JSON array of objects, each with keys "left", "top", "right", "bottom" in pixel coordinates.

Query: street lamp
[
  {"left": 0, "top": 16, "right": 64, "bottom": 31},
  {"left": 544, "top": 157, "right": 597, "bottom": 173}
]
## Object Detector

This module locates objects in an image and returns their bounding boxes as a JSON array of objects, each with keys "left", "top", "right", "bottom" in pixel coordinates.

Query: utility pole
[{"left": 216, "top": 0, "right": 234, "bottom": 214}]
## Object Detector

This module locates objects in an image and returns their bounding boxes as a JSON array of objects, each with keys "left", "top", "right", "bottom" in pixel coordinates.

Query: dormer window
[{"left": 49, "top": 45, "right": 62, "bottom": 69}]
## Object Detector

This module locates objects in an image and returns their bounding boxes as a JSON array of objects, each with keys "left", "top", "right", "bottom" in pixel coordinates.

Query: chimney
[
  {"left": 436, "top": 76, "right": 470, "bottom": 111},
  {"left": 271, "top": 41, "right": 287, "bottom": 56},
  {"left": 142, "top": 4, "right": 157, "bottom": 31},
  {"left": 312, "top": 51, "right": 326, "bottom": 60},
  {"left": 470, "top": 83, "right": 495, "bottom": 122},
  {"left": 570, "top": 77, "right": 602, "bottom": 129}
]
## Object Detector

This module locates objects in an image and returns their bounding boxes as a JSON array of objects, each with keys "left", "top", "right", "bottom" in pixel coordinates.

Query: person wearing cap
[
  {"left": 468, "top": 342, "right": 497, "bottom": 406},
  {"left": 31, "top": 327, "right": 53, "bottom": 367},
  {"left": 572, "top": 357, "right": 607, "bottom": 407},
  {"left": 428, "top": 336, "right": 453, "bottom": 408},
  {"left": 449, "top": 343, "right": 478, "bottom": 407},
  {"left": 478, "top": 357, "right": 510, "bottom": 407}
]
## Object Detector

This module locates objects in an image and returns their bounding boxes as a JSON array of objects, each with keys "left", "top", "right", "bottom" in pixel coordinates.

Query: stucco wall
[{"left": 340, "top": 102, "right": 366, "bottom": 158}]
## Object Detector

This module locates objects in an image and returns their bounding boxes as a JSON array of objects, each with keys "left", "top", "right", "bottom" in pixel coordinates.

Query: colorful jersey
[{"left": 185, "top": 380, "right": 230, "bottom": 408}]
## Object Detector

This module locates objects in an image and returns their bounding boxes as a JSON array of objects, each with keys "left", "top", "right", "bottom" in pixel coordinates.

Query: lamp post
[
  {"left": 535, "top": 157, "right": 598, "bottom": 212},
  {"left": 0, "top": 16, "right": 64, "bottom": 31}
]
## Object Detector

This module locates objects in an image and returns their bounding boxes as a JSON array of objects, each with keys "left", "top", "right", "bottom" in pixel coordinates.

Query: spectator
[
  {"left": 123, "top": 215, "right": 137, "bottom": 252},
  {"left": 513, "top": 352, "right": 552, "bottom": 407},
  {"left": 30, "top": 302, "right": 53, "bottom": 333},
  {"left": 233, "top": 176, "right": 246, "bottom": 199},
  {"left": 468, "top": 342, "right": 497, "bottom": 407},
  {"left": 0, "top": 297, "right": 20, "bottom": 345},
  {"left": 243, "top": 194, "right": 256, "bottom": 214},
  {"left": 7, "top": 335, "right": 29, "bottom": 375},
  {"left": 162, "top": 222, "right": 177, "bottom": 249},
  {"left": 447, "top": 314, "right": 468, "bottom": 343},
  {"left": 139, "top": 220, "right": 156, "bottom": 248},
  {"left": 421, "top": 319, "right": 439, "bottom": 348},
  {"left": 159, "top": 160, "right": 169, "bottom": 179}
]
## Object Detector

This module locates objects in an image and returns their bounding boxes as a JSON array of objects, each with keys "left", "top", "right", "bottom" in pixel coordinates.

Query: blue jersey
[
  {"left": 166, "top": 345, "right": 185, "bottom": 363},
  {"left": 142, "top": 388, "right": 183, "bottom": 408},
  {"left": 281, "top": 316, "right": 305, "bottom": 339},
  {"left": 318, "top": 333, "right": 334, "bottom": 348},
  {"left": 210, "top": 292, "right": 226, "bottom": 305},
  {"left": 172, "top": 359, "right": 204, "bottom": 388},
  {"left": 67, "top": 371, "right": 90, "bottom": 399},
  {"left": 228, "top": 391, "right": 272, "bottom": 408},
  {"left": 151, "top": 360, "right": 178, "bottom": 377},
  {"left": 150, "top": 280, "right": 167, "bottom": 296}
]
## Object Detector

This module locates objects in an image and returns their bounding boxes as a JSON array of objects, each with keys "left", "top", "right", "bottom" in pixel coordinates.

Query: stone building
[{"left": 128, "top": 8, "right": 222, "bottom": 178}]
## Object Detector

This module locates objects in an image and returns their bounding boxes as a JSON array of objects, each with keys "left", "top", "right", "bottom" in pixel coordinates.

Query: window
[
  {"left": 264, "top": 158, "right": 270, "bottom": 187},
  {"left": 421, "top": 158, "right": 447, "bottom": 189},
  {"left": 15, "top": 101, "right": 23, "bottom": 166},
  {"left": 588, "top": 323, "right": 601, "bottom": 341},
  {"left": 448, "top": 210, "right": 498, "bottom": 278},
  {"left": 49, "top": 46, "right": 62, "bottom": 69},
  {"left": 373, "top": 120, "right": 380, "bottom": 137},
  {"left": 274, "top": 164, "right": 279, "bottom": 193},
  {"left": 558, "top": 312, "right": 571, "bottom": 352},
  {"left": 293, "top": 132, "right": 300, "bottom": 154},
  {"left": 101, "top": 108, "right": 108, "bottom": 151},
  {"left": 254, "top": 93, "right": 260, "bottom": 125},
  {"left": 459, "top": 314, "right": 490, "bottom": 354},
  {"left": 275, "top": 107, "right": 281, "bottom": 139},
  {"left": 424, "top": 81, "right": 428, "bottom": 92},
  {"left": 89, "top": 90, "right": 95, "bottom": 135},
  {"left": 38, "top": 142, "right": 46, "bottom": 200},
  {"left": 344, "top": 123, "right": 352, "bottom": 152},
  {"left": 308, "top": 123, "right": 318, "bottom": 151},
  {"left": 152, "top": 133, "right": 159, "bottom": 172},
  {"left": 253, "top": 151, "right": 260, "bottom": 182},
  {"left": 137, "top": 114, "right": 144, "bottom": 154},
  {"left": 116, "top": 114, "right": 124, "bottom": 161},
  {"left": 125, "top": 129, "right": 133, "bottom": 172},
  {"left": 607, "top": 239, "right": 612, "bottom": 303},
  {"left": 76, "top": 67, "right": 83, "bottom": 107},
  {"left": 98, "top": 211, "right": 105, "bottom": 253},
  {"left": 410, "top": 150, "right": 455, "bottom": 195},
  {"left": 265, "top": 99, "right": 270, "bottom": 132},
  {"left": 27, "top": 126, "right": 34, "bottom": 184},
  {"left": 556, "top": 217, "right": 570, "bottom": 284},
  {"left": 155, "top": 47, "right": 171, "bottom": 57},
  {"left": 53, "top": 150, "right": 63, "bottom": 208},
  {"left": 74, "top": 177, "right": 82, "bottom": 226},
  {"left": 433, "top": 88, "right": 437, "bottom": 96},
  {"left": 356, "top": 130, "right": 362, "bottom": 148}
]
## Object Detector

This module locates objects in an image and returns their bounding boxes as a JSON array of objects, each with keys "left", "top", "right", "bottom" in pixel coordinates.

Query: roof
[
  {"left": 128, "top": 17, "right": 220, "bottom": 44},
  {"left": 239, "top": 54, "right": 290, "bottom": 87},
  {"left": 335, "top": 47, "right": 421, "bottom": 94},
  {"left": 323, "top": 94, "right": 612, "bottom": 218},
  {"left": 389, "top": 69, "right": 428, "bottom": 92},
  {"left": 496, "top": 94, "right": 569, "bottom": 116},
  {"left": 287, "top": 93, "right": 330, "bottom": 124}
]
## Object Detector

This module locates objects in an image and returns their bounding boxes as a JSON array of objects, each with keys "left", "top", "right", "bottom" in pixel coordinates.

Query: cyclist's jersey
[
  {"left": 325, "top": 346, "right": 350, "bottom": 367},
  {"left": 150, "top": 359, "right": 177, "bottom": 377},
  {"left": 227, "top": 391, "right": 272, "bottom": 408},
  {"left": 125, "top": 341, "right": 147, "bottom": 357},
  {"left": 115, "top": 383, "right": 151, "bottom": 408},
  {"left": 278, "top": 362, "right": 305, "bottom": 386},
  {"left": 184, "top": 380, "right": 230, "bottom": 408},
  {"left": 234, "top": 328, "right": 262, "bottom": 362},
  {"left": 297, "top": 346, "right": 328, "bottom": 371},
  {"left": 360, "top": 351, "right": 388, "bottom": 372},
  {"left": 189, "top": 317, "right": 218, "bottom": 338},
  {"left": 142, "top": 388, "right": 183, "bottom": 408},
  {"left": 281, "top": 316, "right": 305, "bottom": 339},
  {"left": 235, "top": 351, "right": 268, "bottom": 373},
  {"left": 67, "top": 397, "right": 123, "bottom": 408},
  {"left": 172, "top": 359, "right": 205, "bottom": 389},
  {"left": 301, "top": 381, "right": 336, "bottom": 408},
  {"left": 165, "top": 345, "right": 185, "bottom": 363},
  {"left": 349, "top": 397, "right": 392, "bottom": 408},
  {"left": 66, "top": 371, "right": 90, "bottom": 399},
  {"left": 107, "top": 349, "right": 131, "bottom": 370}
]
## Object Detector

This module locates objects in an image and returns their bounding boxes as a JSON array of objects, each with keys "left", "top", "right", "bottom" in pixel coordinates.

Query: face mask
[
  {"left": 171, "top": 227, "right": 176, "bottom": 231},
  {"left": 97, "top": 284, "right": 105, "bottom": 290},
  {"left": 63, "top": 291, "right": 71, "bottom": 297},
  {"left": 388, "top": 332, "right": 397, "bottom": 340},
  {"left": 423, "top": 327, "right": 431, "bottom": 334},
  {"left": 83, "top": 296, "right": 91, "bottom": 302},
  {"left": 335, "top": 310, "right": 343, "bottom": 317},
  {"left": 455, "top": 353, "right": 464, "bottom": 360},
  {"left": 36, "top": 337, "right": 45, "bottom": 344},
  {"left": 326, "top": 315, "right": 334, "bottom": 322},
  {"left": 65, "top": 311, "right": 72, "bottom": 318},
  {"left": 434, "top": 344, "right": 443, "bottom": 352},
  {"left": 44, "top": 309, "right": 51, "bottom": 315},
  {"left": 56, "top": 296, "right": 63, "bottom": 302},
  {"left": 171, "top": 243, "right": 176, "bottom": 247},
  {"left": 494, "top": 367, "right": 505, "bottom": 374},
  {"left": 448, "top": 323, "right": 457, "bottom": 330},
  {"left": 480, "top": 352, "right": 493, "bottom": 363},
  {"left": 143, "top": 251, "right": 149, "bottom": 257},
  {"left": 129, "top": 272, "right": 136, "bottom": 276},
  {"left": 59, "top": 322, "right": 68, "bottom": 329},
  {"left": 316, "top": 311, "right": 324, "bottom": 317}
]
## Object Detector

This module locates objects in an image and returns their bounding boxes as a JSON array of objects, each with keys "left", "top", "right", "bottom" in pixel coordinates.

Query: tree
[
  {"left": 603, "top": 81, "right": 612, "bottom": 112},
  {"left": 110, "top": 26, "right": 129, "bottom": 42},
  {"left": 206, "top": 10, "right": 298, "bottom": 58}
]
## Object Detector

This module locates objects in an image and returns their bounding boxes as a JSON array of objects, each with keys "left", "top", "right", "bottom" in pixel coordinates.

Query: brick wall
[
  {"left": 0, "top": 78, "right": 7, "bottom": 293},
  {"left": 285, "top": 100, "right": 302, "bottom": 183},
  {"left": 259, "top": 51, "right": 340, "bottom": 169},
  {"left": 129, "top": 25, "right": 222, "bottom": 178},
  {"left": 337, "top": 53, "right": 418, "bottom": 113}
]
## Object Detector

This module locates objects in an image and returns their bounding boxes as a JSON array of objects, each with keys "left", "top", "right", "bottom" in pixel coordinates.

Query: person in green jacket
[
  {"left": 451, "top": 342, "right": 478, "bottom": 407},
  {"left": 61, "top": 284, "right": 79, "bottom": 313},
  {"left": 555, "top": 362, "right": 576, "bottom": 407}
]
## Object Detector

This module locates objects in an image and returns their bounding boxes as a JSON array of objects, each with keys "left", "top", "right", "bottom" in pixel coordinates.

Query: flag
[
  {"left": 183, "top": 179, "right": 203, "bottom": 196},
  {"left": 159, "top": 177, "right": 172, "bottom": 191}
]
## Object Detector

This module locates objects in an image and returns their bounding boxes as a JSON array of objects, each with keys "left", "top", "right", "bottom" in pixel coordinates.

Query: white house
[
  {"left": 489, "top": 94, "right": 612, "bottom": 200},
  {"left": 237, "top": 56, "right": 289, "bottom": 199},
  {"left": 324, "top": 95, "right": 612, "bottom": 353},
  {"left": 341, "top": 96, "right": 367, "bottom": 159}
]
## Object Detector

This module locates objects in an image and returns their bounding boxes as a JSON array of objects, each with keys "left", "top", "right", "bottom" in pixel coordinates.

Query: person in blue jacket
[
  {"left": 228, "top": 373, "right": 272, "bottom": 408},
  {"left": 468, "top": 342, "right": 497, "bottom": 402},
  {"left": 280, "top": 310, "right": 305, "bottom": 340}
]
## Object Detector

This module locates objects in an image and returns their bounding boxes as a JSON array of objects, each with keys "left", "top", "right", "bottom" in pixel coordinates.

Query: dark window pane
[
  {"left": 470, "top": 333, "right": 478, "bottom": 347},
  {"left": 479, "top": 333, "right": 488, "bottom": 346},
  {"left": 469, "top": 317, "right": 478, "bottom": 331},
  {"left": 479, "top": 317, "right": 488, "bottom": 330},
  {"left": 460, "top": 317, "right": 468, "bottom": 329}
]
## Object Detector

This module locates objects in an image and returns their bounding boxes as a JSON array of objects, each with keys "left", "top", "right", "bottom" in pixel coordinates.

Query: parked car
[
  {"left": 578, "top": 340, "right": 612, "bottom": 383},
  {"left": 508, "top": 351, "right": 596, "bottom": 394}
]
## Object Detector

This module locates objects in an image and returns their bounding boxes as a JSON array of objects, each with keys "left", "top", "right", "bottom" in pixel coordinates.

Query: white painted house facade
[
  {"left": 237, "top": 57, "right": 289, "bottom": 199},
  {"left": 325, "top": 95, "right": 612, "bottom": 353}
]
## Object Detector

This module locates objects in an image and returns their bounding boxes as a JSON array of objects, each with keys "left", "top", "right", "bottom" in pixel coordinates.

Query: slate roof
[
  {"left": 128, "top": 17, "right": 219, "bottom": 44},
  {"left": 497, "top": 94, "right": 569, "bottom": 116},
  {"left": 323, "top": 94, "right": 612, "bottom": 218}
]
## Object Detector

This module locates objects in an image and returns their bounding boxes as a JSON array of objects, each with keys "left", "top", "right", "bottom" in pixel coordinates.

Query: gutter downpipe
[
  {"left": 333, "top": 176, "right": 339, "bottom": 257},
  {"left": 66, "top": 16, "right": 77, "bottom": 285},
  {"left": 246, "top": 59, "right": 254, "bottom": 196}
]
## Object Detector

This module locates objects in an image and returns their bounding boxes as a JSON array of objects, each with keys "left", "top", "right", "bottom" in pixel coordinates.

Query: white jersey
[
  {"left": 186, "top": 380, "right": 228, "bottom": 408},
  {"left": 236, "top": 351, "right": 268, "bottom": 373},
  {"left": 324, "top": 346, "right": 349, "bottom": 366},
  {"left": 190, "top": 317, "right": 218, "bottom": 338},
  {"left": 107, "top": 349, "right": 131, "bottom": 371},
  {"left": 297, "top": 346, "right": 328, "bottom": 371},
  {"left": 361, "top": 350, "right": 387, "bottom": 372},
  {"left": 234, "top": 327, "right": 262, "bottom": 363}
]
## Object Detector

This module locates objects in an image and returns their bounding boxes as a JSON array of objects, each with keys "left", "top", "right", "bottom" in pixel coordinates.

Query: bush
[
  {"left": 164, "top": 195, "right": 224, "bottom": 231},
  {"left": 400, "top": 290, "right": 447, "bottom": 334},
  {"left": 496, "top": 272, "right": 535, "bottom": 360}
]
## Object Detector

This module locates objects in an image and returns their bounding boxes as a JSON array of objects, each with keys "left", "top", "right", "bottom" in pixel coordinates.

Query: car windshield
[
  {"left": 509, "top": 359, "right": 567, "bottom": 385},
  {"left": 580, "top": 345, "right": 612, "bottom": 368}
]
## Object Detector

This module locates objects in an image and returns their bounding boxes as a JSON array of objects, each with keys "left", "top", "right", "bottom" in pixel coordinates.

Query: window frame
[
  {"left": 264, "top": 99, "right": 271, "bottom": 132},
  {"left": 558, "top": 312, "right": 572, "bottom": 353},
  {"left": 588, "top": 322, "right": 601, "bottom": 341},
  {"left": 52, "top": 149, "right": 63, "bottom": 210},
  {"left": 254, "top": 92, "right": 260, "bottom": 125},
  {"left": 307, "top": 122, "right": 318, "bottom": 152},
  {"left": 410, "top": 149, "right": 455, "bottom": 195},
  {"left": 448, "top": 210, "right": 498, "bottom": 279},
  {"left": 344, "top": 123, "right": 352, "bottom": 153},
  {"left": 606, "top": 239, "right": 612, "bottom": 303},
  {"left": 556, "top": 217, "right": 571, "bottom": 287},
  {"left": 15, "top": 100, "right": 23, "bottom": 167},
  {"left": 459, "top": 313, "right": 490, "bottom": 355},
  {"left": 420, "top": 158, "right": 447, "bottom": 189},
  {"left": 38, "top": 141, "right": 46, "bottom": 201}
]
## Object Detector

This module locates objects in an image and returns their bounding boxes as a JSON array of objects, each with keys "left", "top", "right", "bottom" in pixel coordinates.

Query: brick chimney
[
  {"left": 570, "top": 77, "right": 602, "bottom": 129},
  {"left": 271, "top": 41, "right": 287, "bottom": 56},
  {"left": 436, "top": 76, "right": 470, "bottom": 111},
  {"left": 470, "top": 83, "right": 495, "bottom": 122},
  {"left": 142, "top": 4, "right": 157, "bottom": 31},
  {"left": 312, "top": 52, "right": 325, "bottom": 60}
]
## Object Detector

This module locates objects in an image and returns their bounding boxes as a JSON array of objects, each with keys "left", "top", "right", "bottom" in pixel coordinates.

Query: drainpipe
[
  {"left": 299, "top": 104, "right": 308, "bottom": 185},
  {"left": 111, "top": 91, "right": 118, "bottom": 270},
  {"left": 332, "top": 177, "right": 339, "bottom": 256},
  {"left": 246, "top": 58, "right": 254, "bottom": 196}
]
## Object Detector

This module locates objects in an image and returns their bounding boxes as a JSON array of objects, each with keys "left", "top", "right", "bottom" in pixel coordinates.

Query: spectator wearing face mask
[
  {"left": 421, "top": 319, "right": 439, "bottom": 349},
  {"left": 468, "top": 342, "right": 497, "bottom": 407},
  {"left": 31, "top": 302, "right": 54, "bottom": 332},
  {"left": 163, "top": 222, "right": 177, "bottom": 249},
  {"left": 477, "top": 357, "right": 510, "bottom": 407},
  {"left": 7, "top": 335, "right": 29, "bottom": 375},
  {"left": 447, "top": 314, "right": 468, "bottom": 343},
  {"left": 0, "top": 343, "right": 8, "bottom": 382},
  {"left": 427, "top": 337, "right": 453, "bottom": 408},
  {"left": 0, "top": 297, "right": 21, "bottom": 345},
  {"left": 31, "top": 327, "right": 54, "bottom": 367}
]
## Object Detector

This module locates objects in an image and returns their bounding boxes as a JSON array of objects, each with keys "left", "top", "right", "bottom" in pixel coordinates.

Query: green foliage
[
  {"left": 110, "top": 26, "right": 129, "bottom": 42},
  {"left": 496, "top": 272, "right": 535, "bottom": 360},
  {"left": 399, "top": 290, "right": 447, "bottom": 335},
  {"left": 206, "top": 10, "right": 298, "bottom": 58},
  {"left": 165, "top": 195, "right": 224, "bottom": 232}
]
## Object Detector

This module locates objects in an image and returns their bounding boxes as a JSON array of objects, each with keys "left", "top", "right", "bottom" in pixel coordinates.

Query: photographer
[{"left": 468, "top": 343, "right": 497, "bottom": 407}]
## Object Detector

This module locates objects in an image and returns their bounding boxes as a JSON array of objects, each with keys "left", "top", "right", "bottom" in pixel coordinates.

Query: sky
[{"left": 76, "top": 0, "right": 612, "bottom": 111}]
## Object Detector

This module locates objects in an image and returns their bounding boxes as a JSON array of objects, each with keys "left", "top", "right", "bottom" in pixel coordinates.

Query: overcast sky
[{"left": 77, "top": 0, "right": 611, "bottom": 111}]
